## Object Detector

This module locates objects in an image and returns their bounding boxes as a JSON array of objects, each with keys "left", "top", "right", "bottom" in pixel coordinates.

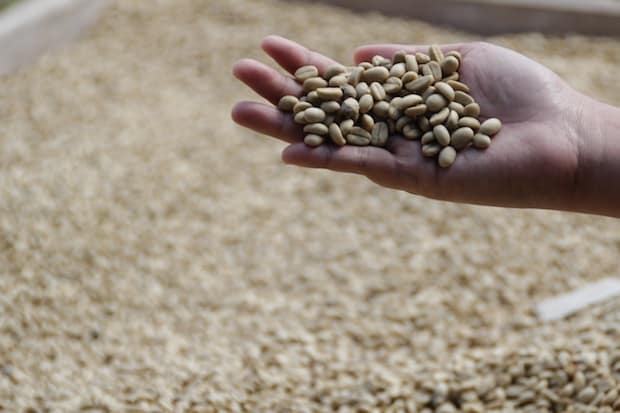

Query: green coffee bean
[
  {"left": 328, "top": 123, "right": 346, "bottom": 146},
  {"left": 370, "top": 82, "right": 387, "bottom": 101},
  {"left": 473, "top": 133, "right": 491, "bottom": 149},
  {"left": 384, "top": 77, "right": 403, "bottom": 95},
  {"left": 348, "top": 67, "right": 364, "bottom": 86},
  {"left": 294, "top": 111, "right": 308, "bottom": 125},
  {"left": 372, "top": 101, "right": 390, "bottom": 118},
  {"left": 341, "top": 84, "right": 357, "bottom": 99},
  {"left": 304, "top": 123, "right": 329, "bottom": 135},
  {"left": 435, "top": 82, "right": 455, "bottom": 102},
  {"left": 303, "top": 77, "right": 328, "bottom": 93},
  {"left": 448, "top": 101, "right": 465, "bottom": 116},
  {"left": 364, "top": 66, "right": 390, "bottom": 83},
  {"left": 388, "top": 105, "right": 401, "bottom": 120},
  {"left": 416, "top": 52, "right": 431, "bottom": 64},
  {"left": 434, "top": 124, "right": 451, "bottom": 146},
  {"left": 395, "top": 116, "right": 410, "bottom": 133},
  {"left": 316, "top": 87, "right": 343, "bottom": 101},
  {"left": 428, "top": 61, "right": 443, "bottom": 81},
  {"left": 430, "top": 107, "right": 450, "bottom": 126},
  {"left": 355, "top": 82, "right": 370, "bottom": 97},
  {"left": 293, "top": 101, "right": 312, "bottom": 113},
  {"left": 359, "top": 94, "right": 374, "bottom": 114},
  {"left": 405, "top": 54, "right": 419, "bottom": 73},
  {"left": 458, "top": 117, "right": 481, "bottom": 130},
  {"left": 479, "top": 118, "right": 502, "bottom": 136},
  {"left": 321, "top": 101, "right": 340, "bottom": 113},
  {"left": 405, "top": 104, "right": 427, "bottom": 117},
  {"left": 393, "top": 50, "right": 407, "bottom": 64},
  {"left": 446, "top": 110, "right": 459, "bottom": 131},
  {"left": 438, "top": 146, "right": 457, "bottom": 168},
  {"left": 360, "top": 114, "right": 375, "bottom": 132},
  {"left": 426, "top": 94, "right": 448, "bottom": 112},
  {"left": 418, "top": 116, "right": 431, "bottom": 132},
  {"left": 447, "top": 80, "right": 470, "bottom": 93},
  {"left": 422, "top": 143, "right": 441, "bottom": 157},
  {"left": 304, "top": 134, "right": 324, "bottom": 147},
  {"left": 421, "top": 131, "right": 436, "bottom": 144},
  {"left": 430, "top": 45, "right": 445, "bottom": 62},
  {"left": 346, "top": 133, "right": 371, "bottom": 146},
  {"left": 329, "top": 75, "right": 348, "bottom": 87},
  {"left": 454, "top": 91, "right": 474, "bottom": 106},
  {"left": 451, "top": 127, "right": 474, "bottom": 150},
  {"left": 405, "top": 75, "right": 434, "bottom": 93},
  {"left": 440, "top": 56, "right": 459, "bottom": 76},
  {"left": 371, "top": 122, "right": 389, "bottom": 146},
  {"left": 401, "top": 71, "right": 419, "bottom": 84},
  {"left": 278, "top": 95, "right": 299, "bottom": 111},
  {"left": 463, "top": 103, "right": 481, "bottom": 117},
  {"left": 394, "top": 94, "right": 423, "bottom": 110},
  {"left": 443, "top": 72, "right": 460, "bottom": 82},
  {"left": 340, "top": 119, "right": 354, "bottom": 136},
  {"left": 390, "top": 63, "right": 406, "bottom": 78},
  {"left": 403, "top": 124, "right": 421, "bottom": 140},
  {"left": 340, "top": 98, "right": 360, "bottom": 120},
  {"left": 306, "top": 91, "right": 321, "bottom": 105},
  {"left": 304, "top": 107, "right": 326, "bottom": 123},
  {"left": 295, "top": 65, "right": 319, "bottom": 82},
  {"left": 324, "top": 64, "right": 346, "bottom": 80}
]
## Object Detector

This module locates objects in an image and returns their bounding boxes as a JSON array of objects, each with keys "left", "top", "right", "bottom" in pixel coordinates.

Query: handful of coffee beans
[{"left": 278, "top": 46, "right": 502, "bottom": 168}]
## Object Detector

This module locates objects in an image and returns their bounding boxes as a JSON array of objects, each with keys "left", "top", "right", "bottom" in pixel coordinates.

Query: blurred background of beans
[{"left": 0, "top": 0, "right": 619, "bottom": 412}]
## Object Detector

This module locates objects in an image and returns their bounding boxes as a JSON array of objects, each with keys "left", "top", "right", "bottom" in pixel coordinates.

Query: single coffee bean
[
  {"left": 438, "top": 146, "right": 457, "bottom": 168},
  {"left": 454, "top": 91, "right": 474, "bottom": 106},
  {"left": 294, "top": 111, "right": 308, "bottom": 124},
  {"left": 359, "top": 94, "right": 374, "bottom": 114},
  {"left": 421, "top": 131, "right": 436, "bottom": 144},
  {"left": 463, "top": 103, "right": 481, "bottom": 117},
  {"left": 443, "top": 72, "right": 460, "bottom": 82},
  {"left": 293, "top": 101, "right": 312, "bottom": 113},
  {"left": 390, "top": 63, "right": 406, "bottom": 78},
  {"left": 340, "top": 119, "right": 354, "bottom": 136},
  {"left": 435, "top": 82, "right": 455, "bottom": 102},
  {"left": 355, "top": 82, "right": 370, "bottom": 96},
  {"left": 434, "top": 124, "right": 451, "bottom": 146},
  {"left": 372, "top": 101, "right": 390, "bottom": 118},
  {"left": 479, "top": 118, "right": 502, "bottom": 136},
  {"left": 421, "top": 64, "right": 433, "bottom": 78},
  {"left": 295, "top": 65, "right": 319, "bottom": 82},
  {"left": 405, "top": 75, "right": 434, "bottom": 93},
  {"left": 364, "top": 66, "right": 390, "bottom": 83},
  {"left": 350, "top": 126, "right": 372, "bottom": 140},
  {"left": 370, "top": 82, "right": 387, "bottom": 101},
  {"left": 303, "top": 77, "right": 328, "bottom": 93},
  {"left": 448, "top": 101, "right": 465, "bottom": 116},
  {"left": 440, "top": 56, "right": 460, "bottom": 76},
  {"left": 388, "top": 105, "right": 401, "bottom": 120},
  {"left": 348, "top": 67, "right": 364, "bottom": 86},
  {"left": 384, "top": 82, "right": 401, "bottom": 95},
  {"left": 359, "top": 62, "right": 373, "bottom": 69},
  {"left": 321, "top": 101, "right": 341, "bottom": 113},
  {"left": 278, "top": 95, "right": 299, "bottom": 111},
  {"left": 418, "top": 116, "right": 431, "bottom": 132},
  {"left": 451, "top": 127, "right": 474, "bottom": 150},
  {"left": 473, "top": 133, "right": 491, "bottom": 149},
  {"left": 428, "top": 61, "right": 443, "bottom": 81},
  {"left": 328, "top": 123, "right": 346, "bottom": 146},
  {"left": 393, "top": 50, "right": 407, "bottom": 64},
  {"left": 385, "top": 76, "right": 403, "bottom": 89},
  {"left": 306, "top": 91, "right": 321, "bottom": 105},
  {"left": 416, "top": 52, "right": 431, "bottom": 64},
  {"left": 401, "top": 71, "right": 419, "bottom": 84},
  {"left": 396, "top": 116, "right": 410, "bottom": 133},
  {"left": 341, "top": 84, "right": 357, "bottom": 99},
  {"left": 304, "top": 107, "right": 326, "bottom": 123},
  {"left": 346, "top": 134, "right": 371, "bottom": 146},
  {"left": 421, "top": 86, "right": 436, "bottom": 102},
  {"left": 426, "top": 94, "right": 448, "bottom": 112},
  {"left": 405, "top": 104, "right": 428, "bottom": 117},
  {"left": 329, "top": 74, "right": 348, "bottom": 87},
  {"left": 394, "top": 94, "right": 423, "bottom": 110},
  {"left": 422, "top": 143, "right": 441, "bottom": 157},
  {"left": 304, "top": 134, "right": 324, "bottom": 147},
  {"left": 316, "top": 87, "right": 343, "bottom": 101},
  {"left": 430, "top": 45, "right": 445, "bottom": 62},
  {"left": 405, "top": 54, "right": 419, "bottom": 73},
  {"left": 340, "top": 98, "right": 360, "bottom": 120},
  {"left": 446, "top": 110, "right": 459, "bottom": 130},
  {"left": 403, "top": 124, "right": 421, "bottom": 140},
  {"left": 324, "top": 64, "right": 346, "bottom": 80},
  {"left": 430, "top": 107, "right": 450, "bottom": 126},
  {"left": 371, "top": 122, "right": 389, "bottom": 146},
  {"left": 447, "top": 80, "right": 470, "bottom": 93},
  {"left": 360, "top": 114, "right": 375, "bottom": 132},
  {"left": 446, "top": 50, "right": 462, "bottom": 62},
  {"left": 458, "top": 117, "right": 481, "bottom": 130},
  {"left": 372, "top": 55, "right": 391, "bottom": 66},
  {"left": 304, "top": 123, "right": 329, "bottom": 135}
]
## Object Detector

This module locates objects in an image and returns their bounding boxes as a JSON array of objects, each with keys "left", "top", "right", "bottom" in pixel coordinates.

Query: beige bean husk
[{"left": 1, "top": 0, "right": 619, "bottom": 412}]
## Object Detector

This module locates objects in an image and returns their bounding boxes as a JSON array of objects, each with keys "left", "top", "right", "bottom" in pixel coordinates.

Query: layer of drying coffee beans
[{"left": 278, "top": 46, "right": 502, "bottom": 168}]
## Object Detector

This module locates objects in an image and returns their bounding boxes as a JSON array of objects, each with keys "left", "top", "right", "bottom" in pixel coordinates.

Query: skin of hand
[{"left": 232, "top": 35, "right": 620, "bottom": 217}]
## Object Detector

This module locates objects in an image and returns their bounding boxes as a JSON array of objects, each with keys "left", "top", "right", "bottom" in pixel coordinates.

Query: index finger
[{"left": 262, "top": 35, "right": 340, "bottom": 76}]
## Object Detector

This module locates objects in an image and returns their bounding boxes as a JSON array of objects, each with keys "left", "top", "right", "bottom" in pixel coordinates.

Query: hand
[{"left": 232, "top": 36, "right": 585, "bottom": 211}]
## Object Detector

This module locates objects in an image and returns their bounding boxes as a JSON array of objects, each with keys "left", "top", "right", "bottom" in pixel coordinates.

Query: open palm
[{"left": 233, "top": 36, "right": 583, "bottom": 210}]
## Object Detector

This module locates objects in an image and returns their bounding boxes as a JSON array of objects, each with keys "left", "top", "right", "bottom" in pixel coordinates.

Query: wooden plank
[
  {"left": 313, "top": 0, "right": 620, "bottom": 36},
  {"left": 0, "top": 0, "right": 109, "bottom": 76}
]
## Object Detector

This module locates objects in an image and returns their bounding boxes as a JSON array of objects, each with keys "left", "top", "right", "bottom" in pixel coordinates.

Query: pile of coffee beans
[{"left": 278, "top": 46, "right": 502, "bottom": 168}]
